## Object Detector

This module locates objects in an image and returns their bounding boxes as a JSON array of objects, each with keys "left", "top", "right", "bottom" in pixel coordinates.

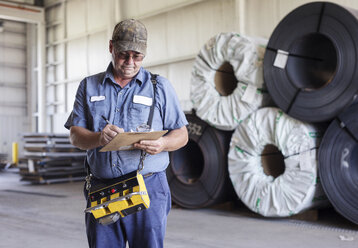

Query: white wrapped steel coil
[
  {"left": 191, "top": 32, "right": 271, "bottom": 130},
  {"left": 228, "top": 107, "right": 327, "bottom": 217}
]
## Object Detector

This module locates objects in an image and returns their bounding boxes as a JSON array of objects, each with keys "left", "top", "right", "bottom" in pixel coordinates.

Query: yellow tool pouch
[{"left": 84, "top": 170, "right": 150, "bottom": 225}]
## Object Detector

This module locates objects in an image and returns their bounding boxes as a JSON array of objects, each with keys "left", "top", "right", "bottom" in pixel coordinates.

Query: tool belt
[{"left": 83, "top": 73, "right": 158, "bottom": 225}]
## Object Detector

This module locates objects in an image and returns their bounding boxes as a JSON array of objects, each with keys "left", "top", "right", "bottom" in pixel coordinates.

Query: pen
[{"left": 101, "top": 115, "right": 111, "bottom": 125}]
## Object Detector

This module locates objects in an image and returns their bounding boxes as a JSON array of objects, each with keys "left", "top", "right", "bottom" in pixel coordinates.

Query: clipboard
[{"left": 99, "top": 130, "right": 168, "bottom": 152}]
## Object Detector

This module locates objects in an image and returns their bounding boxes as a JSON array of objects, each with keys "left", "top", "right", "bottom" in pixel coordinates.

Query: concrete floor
[{"left": 0, "top": 168, "right": 357, "bottom": 248}]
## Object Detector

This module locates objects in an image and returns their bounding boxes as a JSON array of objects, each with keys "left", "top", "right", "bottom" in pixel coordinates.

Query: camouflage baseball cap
[{"left": 112, "top": 19, "right": 147, "bottom": 55}]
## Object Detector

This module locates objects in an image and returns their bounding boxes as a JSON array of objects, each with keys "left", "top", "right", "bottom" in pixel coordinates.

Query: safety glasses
[{"left": 117, "top": 52, "right": 145, "bottom": 62}]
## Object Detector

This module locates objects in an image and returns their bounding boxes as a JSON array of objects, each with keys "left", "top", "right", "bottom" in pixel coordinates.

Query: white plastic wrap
[
  {"left": 190, "top": 32, "right": 271, "bottom": 130},
  {"left": 228, "top": 107, "right": 327, "bottom": 217}
]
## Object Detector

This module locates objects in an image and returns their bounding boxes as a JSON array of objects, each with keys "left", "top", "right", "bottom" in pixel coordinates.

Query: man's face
[{"left": 110, "top": 41, "right": 145, "bottom": 80}]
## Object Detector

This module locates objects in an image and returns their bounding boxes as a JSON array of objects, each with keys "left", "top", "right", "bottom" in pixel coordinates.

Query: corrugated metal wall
[
  {"left": 2, "top": 0, "right": 358, "bottom": 145},
  {"left": 244, "top": 0, "right": 358, "bottom": 38},
  {"left": 44, "top": 0, "right": 113, "bottom": 133},
  {"left": 0, "top": 0, "right": 357, "bottom": 158},
  {"left": 0, "top": 20, "right": 29, "bottom": 156}
]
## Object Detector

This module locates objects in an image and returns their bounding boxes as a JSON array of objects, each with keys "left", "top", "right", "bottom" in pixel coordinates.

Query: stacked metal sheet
[
  {"left": 0, "top": 153, "right": 8, "bottom": 169},
  {"left": 20, "top": 133, "right": 86, "bottom": 184}
]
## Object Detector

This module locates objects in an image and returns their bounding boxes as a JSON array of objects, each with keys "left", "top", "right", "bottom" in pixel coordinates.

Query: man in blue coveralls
[{"left": 64, "top": 19, "right": 188, "bottom": 248}]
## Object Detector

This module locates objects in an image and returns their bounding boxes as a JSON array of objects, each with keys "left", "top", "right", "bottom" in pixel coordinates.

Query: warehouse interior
[{"left": 0, "top": 0, "right": 358, "bottom": 247}]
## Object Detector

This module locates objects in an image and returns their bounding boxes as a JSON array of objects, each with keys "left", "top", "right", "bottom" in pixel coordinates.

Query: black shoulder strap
[{"left": 147, "top": 73, "right": 158, "bottom": 128}]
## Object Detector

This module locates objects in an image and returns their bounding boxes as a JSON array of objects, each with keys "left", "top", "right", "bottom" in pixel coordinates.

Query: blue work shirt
[{"left": 65, "top": 63, "right": 188, "bottom": 179}]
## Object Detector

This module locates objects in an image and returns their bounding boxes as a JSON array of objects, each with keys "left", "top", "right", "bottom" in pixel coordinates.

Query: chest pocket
[
  {"left": 88, "top": 100, "right": 109, "bottom": 131},
  {"left": 89, "top": 101, "right": 107, "bottom": 113},
  {"left": 128, "top": 102, "right": 151, "bottom": 130}
]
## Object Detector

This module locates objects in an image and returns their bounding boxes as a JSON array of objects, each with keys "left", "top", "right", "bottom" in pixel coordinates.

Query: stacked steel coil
[
  {"left": 169, "top": 1, "right": 358, "bottom": 225},
  {"left": 263, "top": 2, "right": 358, "bottom": 224}
]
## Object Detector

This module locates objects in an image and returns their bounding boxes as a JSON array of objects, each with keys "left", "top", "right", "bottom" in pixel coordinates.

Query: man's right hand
[
  {"left": 69, "top": 125, "right": 124, "bottom": 150},
  {"left": 99, "top": 124, "right": 124, "bottom": 146}
]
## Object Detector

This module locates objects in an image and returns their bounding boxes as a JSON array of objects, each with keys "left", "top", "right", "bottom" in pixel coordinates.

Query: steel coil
[
  {"left": 167, "top": 113, "right": 234, "bottom": 208},
  {"left": 318, "top": 102, "right": 358, "bottom": 225},
  {"left": 264, "top": 2, "right": 358, "bottom": 122},
  {"left": 228, "top": 107, "right": 327, "bottom": 217},
  {"left": 191, "top": 32, "right": 271, "bottom": 130}
]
